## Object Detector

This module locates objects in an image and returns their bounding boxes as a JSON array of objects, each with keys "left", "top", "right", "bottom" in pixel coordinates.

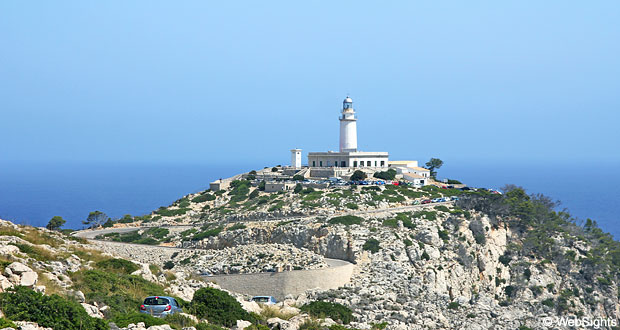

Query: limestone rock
[
  {"left": 7, "top": 262, "right": 32, "bottom": 275},
  {"left": 234, "top": 320, "right": 252, "bottom": 330},
  {"left": 0, "top": 244, "right": 19, "bottom": 255},
  {"left": 19, "top": 271, "right": 38, "bottom": 287},
  {"left": 81, "top": 303, "right": 104, "bottom": 318}
]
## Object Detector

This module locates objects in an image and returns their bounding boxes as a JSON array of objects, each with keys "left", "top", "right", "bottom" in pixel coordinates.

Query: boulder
[
  {"left": 0, "top": 274, "right": 13, "bottom": 291},
  {"left": 234, "top": 320, "right": 252, "bottom": 330},
  {"left": 240, "top": 300, "right": 261, "bottom": 314},
  {"left": 81, "top": 303, "right": 104, "bottom": 319},
  {"left": 7, "top": 262, "right": 33, "bottom": 275},
  {"left": 0, "top": 244, "right": 19, "bottom": 255},
  {"left": 146, "top": 325, "right": 172, "bottom": 330},
  {"left": 69, "top": 290, "right": 86, "bottom": 303},
  {"left": 19, "top": 271, "right": 38, "bottom": 287},
  {"left": 99, "top": 305, "right": 112, "bottom": 318}
]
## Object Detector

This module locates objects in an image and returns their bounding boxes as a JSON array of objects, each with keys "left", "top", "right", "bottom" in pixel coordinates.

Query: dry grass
[
  {"left": 37, "top": 271, "right": 65, "bottom": 296},
  {"left": 71, "top": 246, "right": 111, "bottom": 264},
  {"left": 164, "top": 271, "right": 176, "bottom": 281},
  {"left": 260, "top": 305, "right": 298, "bottom": 320}
]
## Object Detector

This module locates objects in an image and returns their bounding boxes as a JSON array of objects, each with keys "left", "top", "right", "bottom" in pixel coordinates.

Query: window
[
  {"left": 144, "top": 297, "right": 169, "bottom": 306},
  {"left": 367, "top": 161, "right": 371, "bottom": 166},
  {"left": 374, "top": 161, "right": 377, "bottom": 167},
  {"left": 312, "top": 161, "right": 316, "bottom": 167},
  {"left": 341, "top": 161, "right": 346, "bottom": 167},
  {"left": 380, "top": 161, "right": 385, "bottom": 167},
  {"left": 327, "top": 161, "right": 331, "bottom": 166},
  {"left": 319, "top": 161, "right": 323, "bottom": 167},
  {"left": 353, "top": 161, "right": 358, "bottom": 167}
]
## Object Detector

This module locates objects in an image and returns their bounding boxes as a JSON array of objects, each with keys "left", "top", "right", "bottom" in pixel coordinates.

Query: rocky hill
[{"left": 2, "top": 178, "right": 620, "bottom": 330}]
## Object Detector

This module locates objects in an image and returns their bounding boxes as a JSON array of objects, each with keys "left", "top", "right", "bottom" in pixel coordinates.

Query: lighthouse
[
  {"left": 339, "top": 96, "right": 358, "bottom": 152},
  {"left": 307, "top": 96, "right": 388, "bottom": 168}
]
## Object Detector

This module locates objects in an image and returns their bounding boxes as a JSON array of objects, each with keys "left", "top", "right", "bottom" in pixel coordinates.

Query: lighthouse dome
[{"left": 344, "top": 96, "right": 353, "bottom": 103}]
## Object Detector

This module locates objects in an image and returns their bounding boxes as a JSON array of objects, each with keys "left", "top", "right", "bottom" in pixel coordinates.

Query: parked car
[
  {"left": 422, "top": 199, "right": 432, "bottom": 204},
  {"left": 140, "top": 296, "right": 183, "bottom": 317},
  {"left": 251, "top": 296, "right": 277, "bottom": 305},
  {"left": 450, "top": 196, "right": 459, "bottom": 201},
  {"left": 413, "top": 200, "right": 421, "bottom": 205},
  {"left": 431, "top": 198, "right": 443, "bottom": 203}
]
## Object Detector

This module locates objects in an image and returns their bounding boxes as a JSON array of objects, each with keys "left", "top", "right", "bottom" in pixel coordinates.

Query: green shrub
[
  {"left": 119, "top": 214, "right": 136, "bottom": 223},
  {"left": 447, "top": 302, "right": 460, "bottom": 310},
  {"left": 300, "top": 301, "right": 353, "bottom": 324},
  {"left": 421, "top": 251, "right": 430, "bottom": 260},
  {"left": 383, "top": 218, "right": 398, "bottom": 228},
  {"left": 163, "top": 260, "right": 175, "bottom": 270},
  {"left": 413, "top": 210, "right": 437, "bottom": 221},
  {"left": 71, "top": 269, "right": 166, "bottom": 318},
  {"left": 0, "top": 318, "right": 16, "bottom": 328},
  {"left": 145, "top": 227, "right": 169, "bottom": 239},
  {"left": 112, "top": 312, "right": 167, "bottom": 328},
  {"left": 373, "top": 169, "right": 396, "bottom": 180},
  {"left": 541, "top": 298, "right": 554, "bottom": 307},
  {"left": 0, "top": 286, "right": 107, "bottom": 330},
  {"left": 156, "top": 207, "right": 190, "bottom": 217},
  {"left": 363, "top": 238, "right": 381, "bottom": 253},
  {"left": 164, "top": 313, "right": 197, "bottom": 329},
  {"left": 293, "top": 174, "right": 305, "bottom": 181},
  {"left": 192, "top": 227, "right": 223, "bottom": 241},
  {"left": 196, "top": 323, "right": 228, "bottom": 330},
  {"left": 597, "top": 276, "right": 612, "bottom": 286},
  {"left": 228, "top": 223, "right": 247, "bottom": 231},
  {"left": 328, "top": 215, "right": 363, "bottom": 226},
  {"left": 191, "top": 287, "right": 255, "bottom": 327},
  {"left": 299, "top": 319, "right": 322, "bottom": 330},
  {"left": 249, "top": 189, "right": 260, "bottom": 199},
  {"left": 403, "top": 239, "right": 413, "bottom": 247},
  {"left": 498, "top": 254, "right": 511, "bottom": 266},
  {"left": 504, "top": 285, "right": 515, "bottom": 297},
  {"left": 95, "top": 258, "right": 139, "bottom": 274},
  {"left": 434, "top": 205, "right": 450, "bottom": 212},
  {"left": 437, "top": 229, "right": 449, "bottom": 241},
  {"left": 192, "top": 193, "right": 216, "bottom": 203},
  {"left": 345, "top": 203, "right": 358, "bottom": 210},
  {"left": 350, "top": 170, "right": 367, "bottom": 181}
]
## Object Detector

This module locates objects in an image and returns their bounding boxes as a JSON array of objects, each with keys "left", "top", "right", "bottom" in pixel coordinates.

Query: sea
[{"left": 0, "top": 161, "right": 618, "bottom": 239}]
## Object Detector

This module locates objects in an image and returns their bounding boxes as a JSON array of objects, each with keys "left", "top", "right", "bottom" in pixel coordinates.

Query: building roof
[
  {"left": 403, "top": 173, "right": 425, "bottom": 179},
  {"left": 409, "top": 166, "right": 430, "bottom": 172},
  {"left": 389, "top": 160, "right": 418, "bottom": 165}
]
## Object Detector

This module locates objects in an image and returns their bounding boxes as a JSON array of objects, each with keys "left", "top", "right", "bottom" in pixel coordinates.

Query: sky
[{"left": 1, "top": 1, "right": 619, "bottom": 167}]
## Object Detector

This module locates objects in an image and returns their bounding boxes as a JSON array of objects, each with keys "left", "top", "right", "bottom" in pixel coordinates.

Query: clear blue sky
[{"left": 2, "top": 1, "right": 619, "bottom": 166}]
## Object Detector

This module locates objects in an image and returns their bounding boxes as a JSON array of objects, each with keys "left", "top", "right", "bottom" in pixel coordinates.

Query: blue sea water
[{"left": 0, "top": 161, "right": 618, "bottom": 239}]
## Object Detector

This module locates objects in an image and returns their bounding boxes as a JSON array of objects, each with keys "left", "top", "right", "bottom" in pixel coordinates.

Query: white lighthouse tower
[{"left": 339, "top": 96, "right": 358, "bottom": 152}]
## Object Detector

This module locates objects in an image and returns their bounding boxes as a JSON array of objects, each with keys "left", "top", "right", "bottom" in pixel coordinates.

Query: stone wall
[{"left": 206, "top": 259, "right": 355, "bottom": 300}]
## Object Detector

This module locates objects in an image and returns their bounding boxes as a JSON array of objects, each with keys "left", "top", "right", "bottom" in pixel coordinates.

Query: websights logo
[{"left": 540, "top": 316, "right": 618, "bottom": 328}]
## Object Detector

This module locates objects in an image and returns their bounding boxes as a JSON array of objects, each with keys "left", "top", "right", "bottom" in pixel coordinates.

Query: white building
[
  {"left": 290, "top": 149, "right": 302, "bottom": 168},
  {"left": 389, "top": 160, "right": 431, "bottom": 183},
  {"left": 308, "top": 97, "right": 389, "bottom": 168}
]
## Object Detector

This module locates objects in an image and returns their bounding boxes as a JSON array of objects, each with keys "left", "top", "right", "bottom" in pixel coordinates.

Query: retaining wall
[{"left": 205, "top": 259, "right": 355, "bottom": 300}]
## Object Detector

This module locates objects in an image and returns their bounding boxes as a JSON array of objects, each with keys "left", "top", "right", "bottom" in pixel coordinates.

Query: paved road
[{"left": 75, "top": 225, "right": 194, "bottom": 239}]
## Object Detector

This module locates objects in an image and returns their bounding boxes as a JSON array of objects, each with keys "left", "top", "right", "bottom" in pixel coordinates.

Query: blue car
[
  {"left": 140, "top": 296, "right": 183, "bottom": 317},
  {"left": 251, "top": 296, "right": 277, "bottom": 305}
]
